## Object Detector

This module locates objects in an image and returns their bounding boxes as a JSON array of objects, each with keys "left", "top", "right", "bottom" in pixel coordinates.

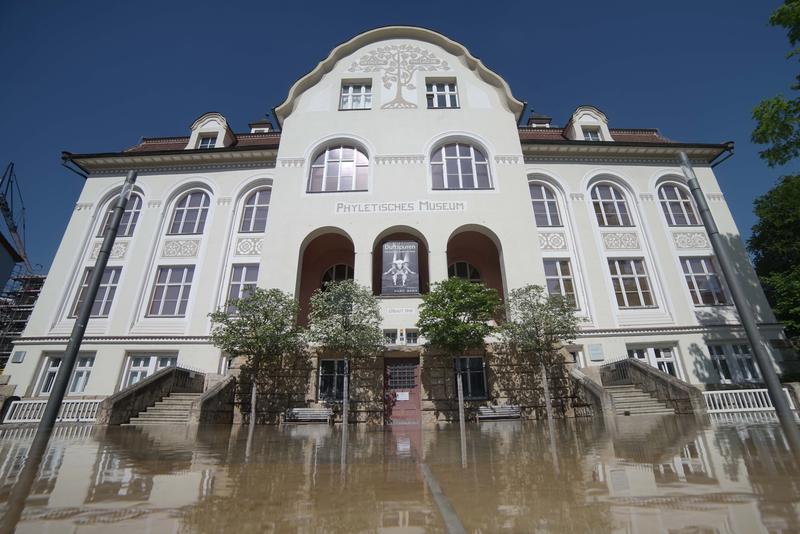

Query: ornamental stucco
[
  {"left": 235, "top": 237, "right": 263, "bottom": 256},
  {"left": 538, "top": 232, "right": 567, "bottom": 250},
  {"left": 673, "top": 231, "right": 710, "bottom": 249},
  {"left": 162, "top": 239, "right": 200, "bottom": 258},
  {"left": 602, "top": 232, "right": 640, "bottom": 250},
  {"left": 90, "top": 240, "right": 128, "bottom": 260}
]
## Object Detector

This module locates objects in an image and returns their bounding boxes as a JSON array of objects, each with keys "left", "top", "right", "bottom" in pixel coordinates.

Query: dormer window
[
  {"left": 197, "top": 135, "right": 217, "bottom": 149},
  {"left": 582, "top": 127, "right": 602, "bottom": 141}
]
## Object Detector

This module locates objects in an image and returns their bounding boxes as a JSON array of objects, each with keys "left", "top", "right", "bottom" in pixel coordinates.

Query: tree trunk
[
  {"left": 340, "top": 357, "right": 350, "bottom": 470},
  {"left": 541, "top": 361, "right": 554, "bottom": 425},
  {"left": 455, "top": 357, "right": 467, "bottom": 468},
  {"left": 246, "top": 375, "right": 257, "bottom": 461}
]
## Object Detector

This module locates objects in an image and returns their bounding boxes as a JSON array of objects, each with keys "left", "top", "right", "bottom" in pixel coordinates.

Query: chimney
[
  {"left": 248, "top": 117, "right": 274, "bottom": 133},
  {"left": 528, "top": 114, "right": 552, "bottom": 128}
]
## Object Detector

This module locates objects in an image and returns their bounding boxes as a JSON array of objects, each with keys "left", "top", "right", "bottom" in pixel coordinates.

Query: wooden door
[{"left": 384, "top": 358, "right": 421, "bottom": 425}]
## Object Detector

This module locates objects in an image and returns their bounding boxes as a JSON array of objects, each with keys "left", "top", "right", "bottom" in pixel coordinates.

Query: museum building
[{"left": 2, "top": 26, "right": 791, "bottom": 424}]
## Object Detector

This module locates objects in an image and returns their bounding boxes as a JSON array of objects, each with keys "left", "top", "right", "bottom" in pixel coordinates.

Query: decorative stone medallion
[
  {"left": 90, "top": 240, "right": 128, "bottom": 260},
  {"left": 538, "top": 232, "right": 567, "bottom": 250},
  {"left": 235, "top": 237, "right": 263, "bottom": 256},
  {"left": 602, "top": 232, "right": 640, "bottom": 250},
  {"left": 162, "top": 239, "right": 200, "bottom": 258}
]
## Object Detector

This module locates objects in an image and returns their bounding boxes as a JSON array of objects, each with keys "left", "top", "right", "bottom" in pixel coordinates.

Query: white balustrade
[
  {"left": 702, "top": 388, "right": 796, "bottom": 413},
  {"left": 2, "top": 399, "right": 101, "bottom": 423}
]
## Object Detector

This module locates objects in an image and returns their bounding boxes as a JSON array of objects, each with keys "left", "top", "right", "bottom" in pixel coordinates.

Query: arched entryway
[
  {"left": 371, "top": 227, "right": 429, "bottom": 296},
  {"left": 297, "top": 229, "right": 355, "bottom": 323},
  {"left": 446, "top": 226, "right": 505, "bottom": 297}
]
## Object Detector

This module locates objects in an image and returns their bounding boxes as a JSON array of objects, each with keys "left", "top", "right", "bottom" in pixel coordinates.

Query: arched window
[
  {"left": 239, "top": 188, "right": 271, "bottom": 233},
  {"left": 431, "top": 143, "right": 492, "bottom": 190},
  {"left": 168, "top": 191, "right": 210, "bottom": 235},
  {"left": 448, "top": 261, "right": 482, "bottom": 283},
  {"left": 658, "top": 183, "right": 699, "bottom": 226},
  {"left": 591, "top": 183, "right": 632, "bottom": 227},
  {"left": 321, "top": 264, "right": 354, "bottom": 286},
  {"left": 308, "top": 146, "right": 369, "bottom": 192},
  {"left": 528, "top": 182, "right": 561, "bottom": 227},
  {"left": 98, "top": 193, "right": 142, "bottom": 237}
]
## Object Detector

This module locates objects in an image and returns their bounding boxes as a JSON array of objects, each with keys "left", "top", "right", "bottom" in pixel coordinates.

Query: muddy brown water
[{"left": 0, "top": 415, "right": 798, "bottom": 533}]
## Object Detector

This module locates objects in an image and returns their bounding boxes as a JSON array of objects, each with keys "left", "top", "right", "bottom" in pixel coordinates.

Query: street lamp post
[{"left": 678, "top": 153, "right": 800, "bottom": 455}]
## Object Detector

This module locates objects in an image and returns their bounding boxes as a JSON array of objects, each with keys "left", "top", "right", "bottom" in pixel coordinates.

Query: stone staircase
[
  {"left": 605, "top": 385, "right": 674, "bottom": 416},
  {"left": 123, "top": 392, "right": 201, "bottom": 426}
]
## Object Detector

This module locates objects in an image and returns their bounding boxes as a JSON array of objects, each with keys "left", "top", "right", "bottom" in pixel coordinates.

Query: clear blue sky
[{"left": 0, "top": 1, "right": 795, "bottom": 272}]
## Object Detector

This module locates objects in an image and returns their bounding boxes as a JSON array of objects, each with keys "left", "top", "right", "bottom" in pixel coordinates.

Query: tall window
[
  {"left": 707, "top": 345, "right": 732, "bottom": 382},
  {"left": 448, "top": 261, "right": 481, "bottom": 283},
  {"left": 308, "top": 146, "right": 369, "bottom": 193},
  {"left": 322, "top": 264, "right": 353, "bottom": 286},
  {"left": 98, "top": 193, "right": 142, "bottom": 237},
  {"left": 627, "top": 347, "right": 677, "bottom": 377},
  {"left": 70, "top": 267, "right": 122, "bottom": 317},
  {"left": 148, "top": 266, "right": 195, "bottom": 317},
  {"left": 659, "top": 183, "right": 699, "bottom": 226},
  {"left": 431, "top": 143, "right": 491, "bottom": 190},
  {"left": 591, "top": 184, "right": 632, "bottom": 226},
  {"left": 732, "top": 344, "right": 759, "bottom": 381},
  {"left": 543, "top": 259, "right": 577, "bottom": 307},
  {"left": 529, "top": 182, "right": 561, "bottom": 227},
  {"left": 39, "top": 355, "right": 94, "bottom": 395},
  {"left": 169, "top": 191, "right": 210, "bottom": 235},
  {"left": 340, "top": 83, "right": 372, "bottom": 110},
  {"left": 455, "top": 357, "right": 487, "bottom": 399},
  {"left": 608, "top": 259, "right": 655, "bottom": 308},
  {"left": 681, "top": 257, "right": 726, "bottom": 306},
  {"left": 319, "top": 359, "right": 346, "bottom": 401},
  {"left": 426, "top": 81, "right": 459, "bottom": 109},
  {"left": 239, "top": 188, "right": 271, "bottom": 233},
  {"left": 124, "top": 354, "right": 177, "bottom": 388},
  {"left": 227, "top": 264, "right": 259, "bottom": 313}
]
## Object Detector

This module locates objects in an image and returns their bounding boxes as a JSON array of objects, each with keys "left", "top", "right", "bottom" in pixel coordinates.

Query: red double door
[{"left": 384, "top": 357, "right": 421, "bottom": 425}]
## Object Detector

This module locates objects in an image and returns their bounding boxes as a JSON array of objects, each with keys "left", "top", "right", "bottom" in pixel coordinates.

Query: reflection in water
[{"left": 0, "top": 415, "right": 797, "bottom": 533}]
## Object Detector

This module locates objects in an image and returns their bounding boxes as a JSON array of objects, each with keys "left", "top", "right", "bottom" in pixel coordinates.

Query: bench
[
  {"left": 476, "top": 405, "right": 521, "bottom": 422},
  {"left": 281, "top": 407, "right": 333, "bottom": 425}
]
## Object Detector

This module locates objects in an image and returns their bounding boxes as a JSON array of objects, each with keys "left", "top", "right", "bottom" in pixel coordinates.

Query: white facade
[{"left": 3, "top": 26, "right": 789, "bottom": 402}]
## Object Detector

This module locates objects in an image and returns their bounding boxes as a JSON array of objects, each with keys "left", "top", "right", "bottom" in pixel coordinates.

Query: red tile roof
[
  {"left": 518, "top": 127, "right": 673, "bottom": 144},
  {"left": 124, "top": 132, "right": 281, "bottom": 153}
]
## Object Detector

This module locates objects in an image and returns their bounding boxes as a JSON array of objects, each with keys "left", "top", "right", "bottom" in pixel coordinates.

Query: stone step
[
  {"left": 615, "top": 407, "right": 675, "bottom": 414},
  {"left": 123, "top": 421, "right": 183, "bottom": 426},
  {"left": 144, "top": 407, "right": 192, "bottom": 414},
  {"left": 612, "top": 397, "right": 663, "bottom": 405},
  {"left": 134, "top": 413, "right": 190, "bottom": 421},
  {"left": 167, "top": 393, "right": 202, "bottom": 397},
  {"left": 154, "top": 400, "right": 196, "bottom": 407}
]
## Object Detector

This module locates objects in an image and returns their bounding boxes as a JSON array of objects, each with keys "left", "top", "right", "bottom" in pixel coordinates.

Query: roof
[
  {"left": 124, "top": 132, "right": 281, "bottom": 153},
  {"left": 519, "top": 127, "right": 673, "bottom": 144}
]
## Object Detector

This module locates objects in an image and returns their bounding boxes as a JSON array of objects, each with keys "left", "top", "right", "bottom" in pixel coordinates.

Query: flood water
[{"left": 0, "top": 415, "right": 798, "bottom": 533}]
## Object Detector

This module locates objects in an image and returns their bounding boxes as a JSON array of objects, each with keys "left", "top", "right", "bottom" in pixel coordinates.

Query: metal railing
[
  {"left": 2, "top": 399, "right": 101, "bottom": 423},
  {"left": 702, "top": 388, "right": 796, "bottom": 413},
  {"left": 598, "top": 356, "right": 632, "bottom": 386}
]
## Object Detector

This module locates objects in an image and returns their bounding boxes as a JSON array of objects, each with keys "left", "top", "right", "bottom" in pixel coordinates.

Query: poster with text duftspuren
[{"left": 381, "top": 241, "right": 419, "bottom": 295}]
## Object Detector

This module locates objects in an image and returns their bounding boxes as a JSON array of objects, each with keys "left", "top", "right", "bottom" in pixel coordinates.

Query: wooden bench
[
  {"left": 476, "top": 405, "right": 521, "bottom": 422},
  {"left": 281, "top": 407, "right": 333, "bottom": 425}
]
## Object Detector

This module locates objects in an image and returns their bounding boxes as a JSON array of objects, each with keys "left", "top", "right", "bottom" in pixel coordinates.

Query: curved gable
[{"left": 273, "top": 26, "right": 524, "bottom": 125}]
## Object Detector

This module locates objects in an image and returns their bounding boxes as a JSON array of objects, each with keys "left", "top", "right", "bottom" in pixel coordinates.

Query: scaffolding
[{"left": 0, "top": 267, "right": 44, "bottom": 372}]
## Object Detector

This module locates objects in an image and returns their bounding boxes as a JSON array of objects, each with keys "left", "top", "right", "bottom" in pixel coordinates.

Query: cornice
[{"left": 64, "top": 147, "right": 278, "bottom": 174}]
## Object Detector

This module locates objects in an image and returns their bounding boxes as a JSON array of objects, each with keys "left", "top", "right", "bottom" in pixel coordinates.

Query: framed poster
[{"left": 381, "top": 241, "right": 419, "bottom": 295}]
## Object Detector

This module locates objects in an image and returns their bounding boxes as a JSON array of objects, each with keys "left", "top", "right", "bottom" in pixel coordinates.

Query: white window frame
[
  {"left": 707, "top": 344, "right": 733, "bottom": 383},
  {"left": 239, "top": 188, "right": 271, "bottom": 233},
  {"left": 97, "top": 193, "right": 142, "bottom": 237},
  {"left": 197, "top": 134, "right": 217, "bottom": 149},
  {"left": 582, "top": 127, "right": 602, "bottom": 141},
  {"left": 591, "top": 183, "right": 633, "bottom": 227},
  {"left": 339, "top": 83, "right": 372, "bottom": 110},
  {"left": 147, "top": 265, "right": 195, "bottom": 317},
  {"left": 226, "top": 264, "right": 259, "bottom": 314},
  {"left": 731, "top": 344, "right": 759, "bottom": 382},
  {"left": 543, "top": 258, "right": 578, "bottom": 308},
  {"left": 384, "top": 329, "right": 398, "bottom": 345},
  {"left": 308, "top": 146, "right": 369, "bottom": 193},
  {"left": 448, "top": 261, "right": 481, "bottom": 283},
  {"left": 529, "top": 182, "right": 562, "bottom": 227},
  {"left": 426, "top": 81, "right": 459, "bottom": 109},
  {"left": 70, "top": 267, "right": 122, "bottom": 318},
  {"left": 681, "top": 257, "right": 727, "bottom": 306},
  {"left": 321, "top": 264, "right": 354, "bottom": 286},
  {"left": 37, "top": 354, "right": 95, "bottom": 396},
  {"left": 168, "top": 191, "right": 211, "bottom": 235},
  {"left": 658, "top": 183, "right": 700, "bottom": 226},
  {"left": 122, "top": 353, "right": 178, "bottom": 389},
  {"left": 404, "top": 329, "right": 419, "bottom": 346},
  {"left": 455, "top": 356, "right": 487, "bottom": 400},
  {"left": 608, "top": 258, "right": 656, "bottom": 308},
  {"left": 627, "top": 346, "right": 679, "bottom": 378},
  {"left": 431, "top": 143, "right": 492, "bottom": 190}
]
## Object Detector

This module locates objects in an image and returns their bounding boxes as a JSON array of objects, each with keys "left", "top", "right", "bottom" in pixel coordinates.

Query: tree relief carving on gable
[{"left": 349, "top": 44, "right": 450, "bottom": 109}]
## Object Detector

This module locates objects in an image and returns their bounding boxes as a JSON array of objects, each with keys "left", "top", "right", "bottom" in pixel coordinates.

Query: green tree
[
  {"left": 499, "top": 285, "right": 579, "bottom": 426},
  {"left": 307, "top": 280, "right": 385, "bottom": 425},
  {"left": 209, "top": 288, "right": 305, "bottom": 453},
  {"left": 748, "top": 175, "right": 800, "bottom": 339},
  {"left": 752, "top": 1, "right": 800, "bottom": 166},
  {"left": 417, "top": 277, "right": 500, "bottom": 428}
]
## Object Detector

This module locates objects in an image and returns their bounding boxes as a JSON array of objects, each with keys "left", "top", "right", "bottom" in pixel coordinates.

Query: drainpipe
[{"left": 678, "top": 153, "right": 800, "bottom": 455}]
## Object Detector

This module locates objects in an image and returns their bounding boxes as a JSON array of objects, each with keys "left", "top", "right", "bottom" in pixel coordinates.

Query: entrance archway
[
  {"left": 297, "top": 229, "right": 355, "bottom": 323},
  {"left": 446, "top": 227, "right": 504, "bottom": 297}
]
